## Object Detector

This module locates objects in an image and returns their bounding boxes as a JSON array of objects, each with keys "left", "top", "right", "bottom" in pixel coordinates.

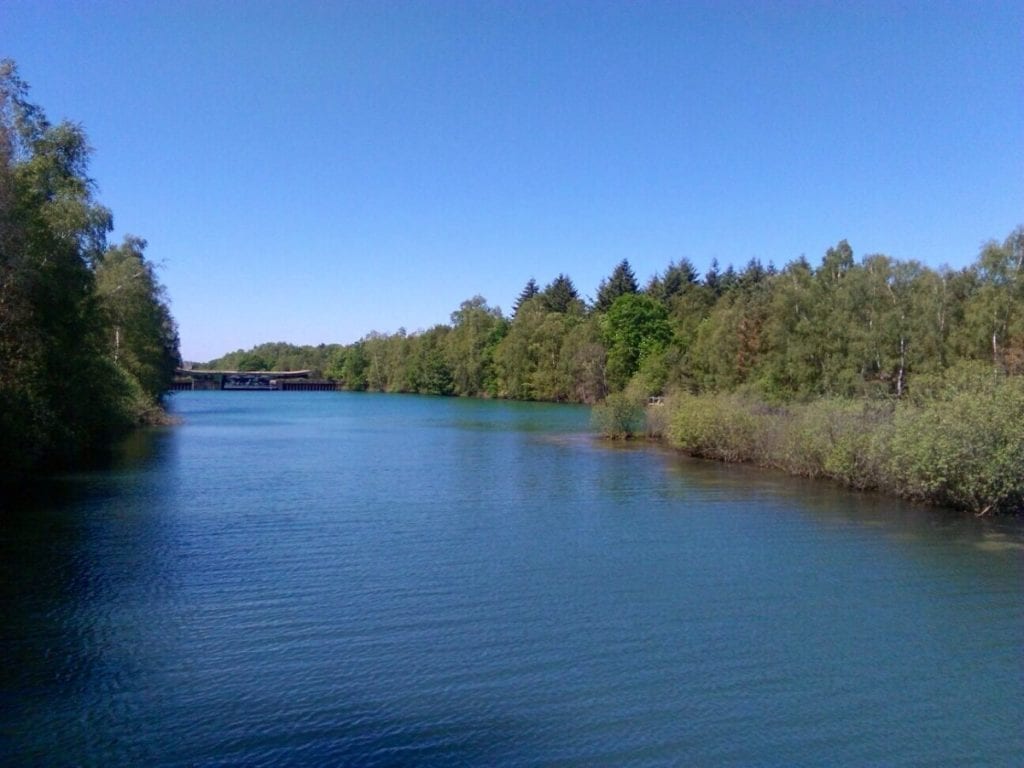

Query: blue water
[{"left": 2, "top": 392, "right": 1022, "bottom": 766}]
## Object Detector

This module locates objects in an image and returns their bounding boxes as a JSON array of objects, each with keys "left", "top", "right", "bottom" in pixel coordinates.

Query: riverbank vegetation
[
  {"left": 659, "top": 367, "right": 1024, "bottom": 515},
  {"left": 208, "top": 231, "right": 1024, "bottom": 408},
  {"left": 210, "top": 226, "right": 1024, "bottom": 514},
  {"left": 0, "top": 61, "right": 179, "bottom": 480}
]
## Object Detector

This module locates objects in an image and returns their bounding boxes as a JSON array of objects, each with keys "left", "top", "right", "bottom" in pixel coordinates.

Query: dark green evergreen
[
  {"left": 594, "top": 259, "right": 639, "bottom": 312},
  {"left": 646, "top": 258, "right": 699, "bottom": 304},
  {"left": 540, "top": 274, "right": 585, "bottom": 314},
  {"left": 513, "top": 278, "right": 539, "bottom": 316}
]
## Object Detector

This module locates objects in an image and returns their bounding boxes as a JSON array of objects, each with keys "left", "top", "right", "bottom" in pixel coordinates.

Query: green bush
[
  {"left": 890, "top": 375, "right": 1024, "bottom": 514},
  {"left": 662, "top": 375, "right": 1024, "bottom": 515},
  {"left": 592, "top": 391, "right": 646, "bottom": 439},
  {"left": 666, "top": 393, "right": 764, "bottom": 463}
]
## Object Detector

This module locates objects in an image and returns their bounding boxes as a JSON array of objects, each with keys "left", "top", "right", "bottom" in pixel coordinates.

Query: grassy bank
[{"left": 596, "top": 366, "right": 1024, "bottom": 515}]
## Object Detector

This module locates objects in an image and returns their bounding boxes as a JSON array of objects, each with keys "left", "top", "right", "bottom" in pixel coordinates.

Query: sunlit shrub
[
  {"left": 662, "top": 377, "right": 1024, "bottom": 515},
  {"left": 666, "top": 393, "right": 763, "bottom": 463},
  {"left": 891, "top": 375, "right": 1024, "bottom": 514},
  {"left": 593, "top": 391, "right": 646, "bottom": 439}
]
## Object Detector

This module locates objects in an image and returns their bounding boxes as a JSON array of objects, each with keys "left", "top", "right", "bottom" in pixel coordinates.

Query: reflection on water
[{"left": 1, "top": 392, "right": 1021, "bottom": 767}]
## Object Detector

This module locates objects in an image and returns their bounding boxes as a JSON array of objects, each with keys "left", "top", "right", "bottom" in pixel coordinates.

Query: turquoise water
[{"left": 2, "top": 391, "right": 1022, "bottom": 766}]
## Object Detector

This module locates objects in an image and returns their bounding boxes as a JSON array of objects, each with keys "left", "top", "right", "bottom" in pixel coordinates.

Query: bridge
[{"left": 173, "top": 369, "right": 338, "bottom": 391}]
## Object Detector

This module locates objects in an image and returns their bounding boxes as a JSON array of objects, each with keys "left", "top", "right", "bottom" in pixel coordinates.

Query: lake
[{"left": 2, "top": 391, "right": 1022, "bottom": 766}]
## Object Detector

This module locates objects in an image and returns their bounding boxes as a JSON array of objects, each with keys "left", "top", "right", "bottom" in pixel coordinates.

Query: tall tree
[
  {"left": 704, "top": 258, "right": 722, "bottom": 295},
  {"left": 513, "top": 278, "right": 539, "bottom": 316},
  {"left": 960, "top": 228, "right": 1024, "bottom": 369},
  {"left": 646, "top": 258, "right": 699, "bottom": 304},
  {"left": 811, "top": 240, "right": 859, "bottom": 395},
  {"left": 560, "top": 317, "right": 607, "bottom": 403},
  {"left": 95, "top": 235, "right": 180, "bottom": 405},
  {"left": 759, "top": 256, "right": 819, "bottom": 398},
  {"left": 540, "top": 274, "right": 584, "bottom": 314},
  {"left": 446, "top": 296, "right": 506, "bottom": 396},
  {"left": 411, "top": 325, "right": 453, "bottom": 395},
  {"left": 1, "top": 59, "right": 127, "bottom": 473},
  {"left": 493, "top": 299, "right": 579, "bottom": 400},
  {"left": 595, "top": 259, "right": 639, "bottom": 312},
  {"left": 737, "top": 258, "right": 768, "bottom": 291},
  {"left": 602, "top": 293, "right": 672, "bottom": 391}
]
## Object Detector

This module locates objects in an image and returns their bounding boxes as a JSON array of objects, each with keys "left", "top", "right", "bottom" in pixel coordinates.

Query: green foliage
[
  {"left": 1, "top": 59, "right": 180, "bottom": 478},
  {"left": 664, "top": 375, "right": 1023, "bottom": 515},
  {"left": 666, "top": 393, "right": 763, "bottom": 463},
  {"left": 446, "top": 296, "right": 506, "bottom": 397},
  {"left": 188, "top": 216, "right": 1024, "bottom": 515},
  {"left": 492, "top": 298, "right": 582, "bottom": 401},
  {"left": 646, "top": 258, "right": 699, "bottom": 304},
  {"left": 594, "top": 259, "right": 639, "bottom": 312},
  {"left": 200, "top": 224, "right": 1024, "bottom": 413},
  {"left": 191, "top": 215, "right": 1024, "bottom": 516},
  {"left": 330, "top": 342, "right": 369, "bottom": 390},
  {"left": 540, "top": 274, "right": 585, "bottom": 314},
  {"left": 12, "top": 53, "right": 1021, "bottom": 514},
  {"left": 233, "top": 352, "right": 272, "bottom": 371},
  {"left": 592, "top": 390, "right": 646, "bottom": 439},
  {"left": 512, "top": 278, "right": 539, "bottom": 316},
  {"left": 668, "top": 395, "right": 868, "bottom": 480},
  {"left": 412, "top": 326, "right": 453, "bottom": 395},
  {"left": 95, "top": 236, "right": 180, "bottom": 404},
  {"left": 602, "top": 293, "right": 672, "bottom": 391},
  {"left": 630, "top": 347, "right": 668, "bottom": 398},
  {"left": 203, "top": 341, "right": 342, "bottom": 375},
  {"left": 956, "top": 227, "right": 1024, "bottom": 370},
  {"left": 890, "top": 368, "right": 1024, "bottom": 514}
]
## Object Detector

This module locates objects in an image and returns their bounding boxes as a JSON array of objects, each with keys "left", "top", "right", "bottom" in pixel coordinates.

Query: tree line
[
  {"left": 207, "top": 227, "right": 1023, "bottom": 407},
  {"left": 1, "top": 61, "right": 179, "bottom": 480},
  {"left": 206, "top": 224, "right": 1023, "bottom": 514}
]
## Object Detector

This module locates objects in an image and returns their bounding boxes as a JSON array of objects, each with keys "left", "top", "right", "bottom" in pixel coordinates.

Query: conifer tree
[
  {"left": 541, "top": 274, "right": 584, "bottom": 314},
  {"left": 647, "top": 258, "right": 699, "bottom": 303},
  {"left": 513, "top": 277, "right": 539, "bottom": 316},
  {"left": 704, "top": 258, "right": 722, "bottom": 295},
  {"left": 595, "top": 259, "right": 639, "bottom": 312}
]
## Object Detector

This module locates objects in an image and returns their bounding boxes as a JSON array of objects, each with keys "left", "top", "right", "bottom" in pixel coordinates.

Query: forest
[
  {"left": 0, "top": 61, "right": 179, "bottom": 481},
  {"left": 207, "top": 233, "right": 1024, "bottom": 404},
  {"left": 205, "top": 227, "right": 1024, "bottom": 515}
]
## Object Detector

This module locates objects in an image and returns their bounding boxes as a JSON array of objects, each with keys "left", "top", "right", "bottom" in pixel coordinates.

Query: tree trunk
[{"left": 896, "top": 335, "right": 905, "bottom": 398}]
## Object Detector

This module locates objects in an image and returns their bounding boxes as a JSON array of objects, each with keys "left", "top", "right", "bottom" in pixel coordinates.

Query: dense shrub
[
  {"left": 666, "top": 393, "right": 764, "bottom": 463},
  {"left": 890, "top": 373, "right": 1024, "bottom": 514},
  {"left": 664, "top": 373, "right": 1024, "bottom": 515},
  {"left": 592, "top": 391, "right": 646, "bottom": 439}
]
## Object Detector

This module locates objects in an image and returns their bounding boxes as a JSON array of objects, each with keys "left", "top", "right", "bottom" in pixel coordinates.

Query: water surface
[{"left": 2, "top": 392, "right": 1022, "bottom": 766}]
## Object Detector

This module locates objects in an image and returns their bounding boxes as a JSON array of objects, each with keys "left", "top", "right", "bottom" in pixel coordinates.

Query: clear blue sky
[{"left": 4, "top": 1, "right": 1022, "bottom": 362}]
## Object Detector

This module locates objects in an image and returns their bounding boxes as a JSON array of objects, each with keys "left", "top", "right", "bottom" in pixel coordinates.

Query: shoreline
[{"left": 633, "top": 385, "right": 1024, "bottom": 518}]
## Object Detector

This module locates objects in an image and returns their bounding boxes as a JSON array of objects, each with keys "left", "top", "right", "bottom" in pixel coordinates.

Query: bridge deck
[{"left": 173, "top": 369, "right": 338, "bottom": 392}]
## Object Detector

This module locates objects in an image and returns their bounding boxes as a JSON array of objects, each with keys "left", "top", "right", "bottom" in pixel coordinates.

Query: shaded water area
[{"left": 2, "top": 392, "right": 1022, "bottom": 766}]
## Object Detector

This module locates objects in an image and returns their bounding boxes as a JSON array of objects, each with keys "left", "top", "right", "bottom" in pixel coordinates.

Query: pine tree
[
  {"left": 647, "top": 258, "right": 699, "bottom": 303},
  {"left": 595, "top": 259, "right": 639, "bottom": 312},
  {"left": 513, "top": 277, "right": 539, "bottom": 316},
  {"left": 704, "top": 258, "right": 722, "bottom": 295},
  {"left": 541, "top": 274, "right": 584, "bottom": 314}
]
